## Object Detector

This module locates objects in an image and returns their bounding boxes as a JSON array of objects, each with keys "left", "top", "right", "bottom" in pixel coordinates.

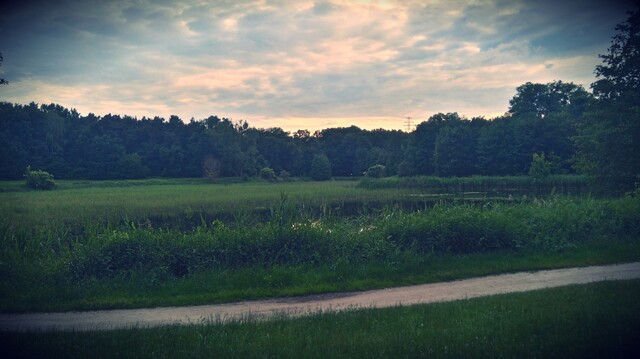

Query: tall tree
[
  {"left": 509, "top": 81, "right": 590, "bottom": 119},
  {"left": 401, "top": 113, "right": 462, "bottom": 176},
  {"left": 574, "top": 8, "right": 640, "bottom": 193},
  {"left": 310, "top": 154, "right": 332, "bottom": 180},
  {"left": 434, "top": 124, "right": 478, "bottom": 177},
  {"left": 476, "top": 115, "right": 526, "bottom": 175},
  {"left": 0, "top": 53, "right": 7, "bottom": 85}
]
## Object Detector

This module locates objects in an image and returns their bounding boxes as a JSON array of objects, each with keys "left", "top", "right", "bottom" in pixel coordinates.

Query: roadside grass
[
  {"left": 2, "top": 239, "right": 638, "bottom": 312},
  {"left": 3, "top": 279, "right": 639, "bottom": 358}
]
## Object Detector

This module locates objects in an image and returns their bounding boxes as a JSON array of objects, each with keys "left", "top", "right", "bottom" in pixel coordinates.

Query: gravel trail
[{"left": 2, "top": 262, "right": 639, "bottom": 332}]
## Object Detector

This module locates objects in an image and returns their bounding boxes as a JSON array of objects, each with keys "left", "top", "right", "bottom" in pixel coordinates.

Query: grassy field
[
  {"left": 3, "top": 279, "right": 639, "bottom": 358},
  {"left": 1, "top": 177, "right": 639, "bottom": 312},
  {"left": 0, "top": 177, "right": 527, "bottom": 233},
  {"left": 0, "top": 179, "right": 392, "bottom": 230},
  {"left": 358, "top": 174, "right": 592, "bottom": 195}
]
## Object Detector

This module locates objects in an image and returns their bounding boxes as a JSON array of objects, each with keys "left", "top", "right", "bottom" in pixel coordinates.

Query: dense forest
[
  {"left": 1, "top": 9, "right": 638, "bottom": 193},
  {"left": 0, "top": 80, "right": 588, "bottom": 178}
]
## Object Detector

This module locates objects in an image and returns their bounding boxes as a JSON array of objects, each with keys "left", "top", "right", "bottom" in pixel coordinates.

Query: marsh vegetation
[{"left": 1, "top": 178, "right": 638, "bottom": 312}]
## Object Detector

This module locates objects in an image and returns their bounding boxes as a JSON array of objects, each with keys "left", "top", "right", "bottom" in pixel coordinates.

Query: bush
[
  {"left": 529, "top": 153, "right": 551, "bottom": 181},
  {"left": 24, "top": 166, "right": 55, "bottom": 190},
  {"left": 279, "top": 170, "right": 291, "bottom": 182},
  {"left": 260, "top": 167, "right": 277, "bottom": 182},
  {"left": 365, "top": 164, "right": 386, "bottom": 178},
  {"left": 202, "top": 155, "right": 221, "bottom": 181}
]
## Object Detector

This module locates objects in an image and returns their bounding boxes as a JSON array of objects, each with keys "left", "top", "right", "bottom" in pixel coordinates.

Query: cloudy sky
[{"left": 0, "top": 0, "right": 636, "bottom": 132}]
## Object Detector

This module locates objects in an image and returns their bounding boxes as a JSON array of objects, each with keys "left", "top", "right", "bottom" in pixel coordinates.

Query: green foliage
[
  {"left": 202, "top": 155, "right": 222, "bottom": 181},
  {"left": 529, "top": 153, "right": 552, "bottom": 181},
  {"left": 509, "top": 81, "right": 590, "bottom": 118},
  {"left": 358, "top": 175, "right": 591, "bottom": 196},
  {"left": 365, "top": 164, "right": 386, "bottom": 178},
  {"left": 405, "top": 113, "right": 460, "bottom": 176},
  {"left": 310, "top": 154, "right": 332, "bottom": 180},
  {"left": 591, "top": 8, "right": 640, "bottom": 100},
  {"left": 0, "top": 81, "right": 593, "bottom": 182},
  {"left": 396, "top": 160, "right": 414, "bottom": 177},
  {"left": 433, "top": 125, "right": 477, "bottom": 177},
  {"left": 119, "top": 153, "right": 150, "bottom": 179},
  {"left": 24, "top": 166, "right": 56, "bottom": 190},
  {"left": 380, "top": 206, "right": 519, "bottom": 254},
  {"left": 0, "top": 52, "right": 7, "bottom": 85},
  {"left": 1, "top": 179, "right": 638, "bottom": 312},
  {"left": 574, "top": 9, "right": 640, "bottom": 193},
  {"left": 279, "top": 170, "right": 291, "bottom": 182},
  {"left": 259, "top": 167, "right": 277, "bottom": 182},
  {"left": 64, "top": 196, "right": 640, "bottom": 282}
]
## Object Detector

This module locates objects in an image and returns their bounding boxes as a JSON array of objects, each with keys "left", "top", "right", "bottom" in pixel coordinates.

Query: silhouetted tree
[
  {"left": 434, "top": 124, "right": 477, "bottom": 177},
  {"left": 0, "top": 70, "right": 604, "bottom": 182},
  {"left": 509, "top": 81, "right": 590, "bottom": 119},
  {"left": 310, "top": 154, "right": 332, "bottom": 180},
  {"left": 0, "top": 53, "right": 7, "bottom": 85},
  {"left": 529, "top": 153, "right": 552, "bottom": 181},
  {"left": 574, "top": 8, "right": 640, "bottom": 193}
]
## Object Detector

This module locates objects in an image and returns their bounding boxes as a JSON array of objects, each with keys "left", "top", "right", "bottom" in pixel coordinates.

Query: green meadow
[{"left": 1, "top": 177, "right": 638, "bottom": 312}]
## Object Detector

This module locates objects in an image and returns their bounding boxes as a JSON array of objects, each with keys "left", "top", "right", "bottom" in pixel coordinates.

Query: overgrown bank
[
  {"left": 1, "top": 189, "right": 638, "bottom": 312},
  {"left": 358, "top": 175, "right": 591, "bottom": 195},
  {"left": 67, "top": 196, "right": 640, "bottom": 280}
]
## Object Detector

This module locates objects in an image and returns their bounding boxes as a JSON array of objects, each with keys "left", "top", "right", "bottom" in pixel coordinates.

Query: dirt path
[{"left": 2, "top": 262, "right": 639, "bottom": 332}]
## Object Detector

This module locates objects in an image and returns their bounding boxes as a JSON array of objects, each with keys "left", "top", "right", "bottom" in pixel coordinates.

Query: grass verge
[
  {"left": 2, "top": 239, "right": 638, "bottom": 312},
  {"left": 3, "top": 279, "right": 639, "bottom": 358}
]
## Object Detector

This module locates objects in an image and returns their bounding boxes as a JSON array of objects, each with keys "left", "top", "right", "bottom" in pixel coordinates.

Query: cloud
[{"left": 0, "top": 0, "right": 636, "bottom": 131}]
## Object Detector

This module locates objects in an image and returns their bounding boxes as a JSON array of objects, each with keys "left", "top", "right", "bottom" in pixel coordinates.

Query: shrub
[
  {"left": 380, "top": 206, "right": 519, "bottom": 254},
  {"left": 279, "top": 170, "right": 291, "bottom": 182},
  {"left": 529, "top": 153, "right": 551, "bottom": 181},
  {"left": 365, "top": 164, "right": 386, "bottom": 178},
  {"left": 202, "top": 155, "right": 222, "bottom": 181},
  {"left": 260, "top": 167, "right": 277, "bottom": 181},
  {"left": 24, "top": 166, "right": 55, "bottom": 190}
]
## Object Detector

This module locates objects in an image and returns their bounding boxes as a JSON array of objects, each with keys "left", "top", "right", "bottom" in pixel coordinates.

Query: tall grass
[
  {"left": 63, "top": 196, "right": 639, "bottom": 281},
  {"left": 1, "top": 179, "right": 638, "bottom": 312},
  {"left": 358, "top": 175, "right": 591, "bottom": 195},
  {"left": 0, "top": 180, "right": 406, "bottom": 236}
]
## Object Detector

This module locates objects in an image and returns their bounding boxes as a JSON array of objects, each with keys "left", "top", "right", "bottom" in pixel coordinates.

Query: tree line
[
  {"left": 0, "top": 9, "right": 638, "bottom": 192},
  {"left": 0, "top": 102, "right": 408, "bottom": 180},
  {"left": 0, "top": 81, "right": 586, "bottom": 178}
]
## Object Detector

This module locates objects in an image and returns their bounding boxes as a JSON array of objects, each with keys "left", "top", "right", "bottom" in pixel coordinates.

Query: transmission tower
[{"left": 405, "top": 116, "right": 413, "bottom": 132}]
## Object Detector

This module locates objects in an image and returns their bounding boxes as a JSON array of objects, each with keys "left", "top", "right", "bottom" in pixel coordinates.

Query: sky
[{"left": 0, "top": 0, "right": 637, "bottom": 132}]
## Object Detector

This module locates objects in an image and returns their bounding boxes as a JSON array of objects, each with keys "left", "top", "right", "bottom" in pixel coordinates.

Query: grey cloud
[
  {"left": 393, "top": 48, "right": 441, "bottom": 64},
  {"left": 186, "top": 18, "right": 218, "bottom": 34},
  {"left": 462, "top": 0, "right": 631, "bottom": 55},
  {"left": 0, "top": 0, "right": 633, "bottom": 125},
  {"left": 312, "top": 2, "right": 338, "bottom": 16},
  {"left": 235, "top": 8, "right": 330, "bottom": 54}
]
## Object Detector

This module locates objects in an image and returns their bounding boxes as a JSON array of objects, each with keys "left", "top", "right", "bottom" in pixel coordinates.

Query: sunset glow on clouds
[{"left": 0, "top": 0, "right": 636, "bottom": 132}]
